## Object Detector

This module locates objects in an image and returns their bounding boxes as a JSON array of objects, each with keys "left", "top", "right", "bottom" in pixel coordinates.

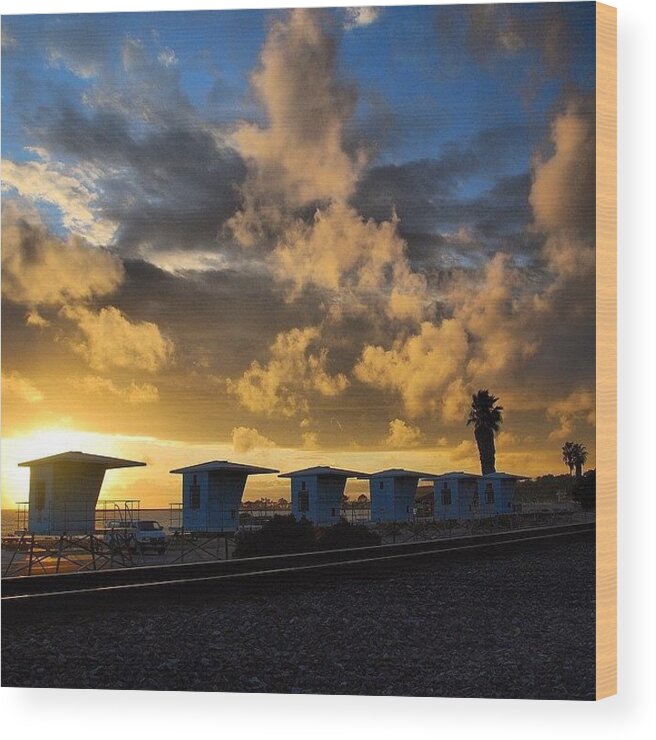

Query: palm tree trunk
[
  {"left": 575, "top": 461, "right": 582, "bottom": 479},
  {"left": 474, "top": 426, "right": 496, "bottom": 476}
]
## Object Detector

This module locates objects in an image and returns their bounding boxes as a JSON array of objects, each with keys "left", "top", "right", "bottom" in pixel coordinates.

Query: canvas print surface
[{"left": 1, "top": 3, "right": 604, "bottom": 699}]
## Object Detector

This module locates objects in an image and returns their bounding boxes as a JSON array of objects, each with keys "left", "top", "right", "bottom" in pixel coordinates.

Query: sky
[{"left": 1, "top": 3, "right": 597, "bottom": 507}]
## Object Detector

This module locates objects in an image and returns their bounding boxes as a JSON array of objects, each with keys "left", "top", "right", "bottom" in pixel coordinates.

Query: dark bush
[
  {"left": 233, "top": 515, "right": 315, "bottom": 558},
  {"left": 571, "top": 469, "right": 596, "bottom": 511},
  {"left": 233, "top": 516, "right": 381, "bottom": 558},
  {"left": 315, "top": 519, "right": 381, "bottom": 550}
]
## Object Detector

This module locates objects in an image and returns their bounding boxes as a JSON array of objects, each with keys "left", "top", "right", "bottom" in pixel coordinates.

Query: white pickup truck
[{"left": 102, "top": 519, "right": 167, "bottom": 554}]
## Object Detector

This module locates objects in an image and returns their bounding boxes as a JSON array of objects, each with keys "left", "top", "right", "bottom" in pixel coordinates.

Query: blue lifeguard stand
[
  {"left": 170, "top": 460, "right": 279, "bottom": 532},
  {"left": 18, "top": 451, "right": 146, "bottom": 535},
  {"left": 279, "top": 466, "right": 367, "bottom": 526},
  {"left": 424, "top": 472, "right": 482, "bottom": 521},
  {"left": 478, "top": 472, "right": 527, "bottom": 517},
  {"left": 361, "top": 469, "right": 437, "bottom": 523}
]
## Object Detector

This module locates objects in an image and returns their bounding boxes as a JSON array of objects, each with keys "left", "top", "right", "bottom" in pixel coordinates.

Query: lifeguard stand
[
  {"left": 170, "top": 460, "right": 279, "bottom": 532},
  {"left": 280, "top": 466, "right": 367, "bottom": 526},
  {"left": 425, "top": 472, "right": 482, "bottom": 521},
  {"left": 18, "top": 451, "right": 146, "bottom": 535},
  {"left": 361, "top": 469, "right": 437, "bottom": 523},
  {"left": 478, "top": 472, "right": 527, "bottom": 517}
]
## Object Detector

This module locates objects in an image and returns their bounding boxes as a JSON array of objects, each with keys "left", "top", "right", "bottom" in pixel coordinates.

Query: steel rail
[{"left": 2, "top": 522, "right": 594, "bottom": 607}]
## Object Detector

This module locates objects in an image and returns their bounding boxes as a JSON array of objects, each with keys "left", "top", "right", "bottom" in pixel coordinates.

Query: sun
[{"left": 1, "top": 427, "right": 126, "bottom": 509}]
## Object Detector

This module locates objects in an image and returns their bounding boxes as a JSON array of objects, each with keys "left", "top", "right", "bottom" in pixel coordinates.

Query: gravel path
[{"left": 2, "top": 539, "right": 595, "bottom": 699}]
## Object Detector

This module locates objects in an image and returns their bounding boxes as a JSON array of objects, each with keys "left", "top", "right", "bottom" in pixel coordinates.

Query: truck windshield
[{"left": 138, "top": 521, "right": 162, "bottom": 531}]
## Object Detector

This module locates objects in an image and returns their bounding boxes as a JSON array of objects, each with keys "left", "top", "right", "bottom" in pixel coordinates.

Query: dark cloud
[
  {"left": 34, "top": 103, "right": 246, "bottom": 256},
  {"left": 352, "top": 128, "right": 536, "bottom": 262},
  {"left": 435, "top": 2, "right": 592, "bottom": 89}
]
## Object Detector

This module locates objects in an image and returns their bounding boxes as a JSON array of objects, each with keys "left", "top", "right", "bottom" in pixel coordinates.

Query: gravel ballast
[{"left": 1, "top": 538, "right": 595, "bottom": 699}]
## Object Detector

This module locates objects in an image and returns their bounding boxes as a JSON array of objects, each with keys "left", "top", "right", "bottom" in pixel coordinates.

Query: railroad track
[{"left": 1, "top": 522, "right": 594, "bottom": 615}]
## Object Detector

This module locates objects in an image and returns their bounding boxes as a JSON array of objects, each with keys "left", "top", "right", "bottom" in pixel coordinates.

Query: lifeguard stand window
[
  {"left": 189, "top": 483, "right": 201, "bottom": 509},
  {"left": 379, "top": 480, "right": 384, "bottom": 489},
  {"left": 299, "top": 489, "right": 309, "bottom": 512},
  {"left": 441, "top": 485, "right": 452, "bottom": 507},
  {"left": 485, "top": 484, "right": 495, "bottom": 504},
  {"left": 35, "top": 481, "right": 45, "bottom": 511}
]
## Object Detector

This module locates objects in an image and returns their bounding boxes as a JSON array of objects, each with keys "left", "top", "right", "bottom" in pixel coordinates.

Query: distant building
[
  {"left": 170, "top": 460, "right": 279, "bottom": 532},
  {"left": 478, "top": 472, "right": 527, "bottom": 517},
  {"left": 279, "top": 466, "right": 367, "bottom": 526},
  {"left": 18, "top": 451, "right": 146, "bottom": 535},
  {"left": 361, "top": 469, "right": 437, "bottom": 523},
  {"left": 425, "top": 472, "right": 482, "bottom": 521}
]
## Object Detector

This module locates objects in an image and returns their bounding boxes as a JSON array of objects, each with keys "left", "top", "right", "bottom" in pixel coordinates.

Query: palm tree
[
  {"left": 571, "top": 443, "right": 588, "bottom": 479},
  {"left": 562, "top": 441, "right": 588, "bottom": 478},
  {"left": 467, "top": 389, "right": 503, "bottom": 476},
  {"left": 562, "top": 441, "right": 576, "bottom": 475}
]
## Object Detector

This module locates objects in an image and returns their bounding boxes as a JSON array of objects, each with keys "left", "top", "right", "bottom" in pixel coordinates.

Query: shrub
[
  {"left": 233, "top": 516, "right": 382, "bottom": 558},
  {"left": 315, "top": 519, "right": 381, "bottom": 550},
  {"left": 571, "top": 469, "right": 596, "bottom": 511},
  {"left": 233, "top": 515, "right": 315, "bottom": 558}
]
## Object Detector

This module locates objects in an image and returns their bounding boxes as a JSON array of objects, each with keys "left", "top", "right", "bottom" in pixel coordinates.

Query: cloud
[
  {"left": 465, "top": 3, "right": 576, "bottom": 79},
  {"left": 530, "top": 100, "right": 595, "bottom": 280},
  {"left": 450, "top": 439, "right": 477, "bottom": 464},
  {"left": 84, "top": 36, "right": 193, "bottom": 125},
  {"left": 42, "top": 20, "right": 111, "bottom": 78},
  {"left": 344, "top": 8, "right": 380, "bottom": 29},
  {"left": 355, "top": 319, "right": 469, "bottom": 418},
  {"left": 227, "top": 326, "right": 349, "bottom": 417},
  {"left": 1, "top": 27, "right": 18, "bottom": 50},
  {"left": 62, "top": 305, "right": 173, "bottom": 373},
  {"left": 231, "top": 426, "right": 277, "bottom": 453},
  {"left": 384, "top": 418, "right": 423, "bottom": 448},
  {"left": 1, "top": 203, "right": 124, "bottom": 309},
  {"left": 2, "top": 158, "right": 116, "bottom": 245},
  {"left": 227, "top": 8, "right": 359, "bottom": 244},
  {"left": 445, "top": 252, "right": 540, "bottom": 379},
  {"left": 271, "top": 202, "right": 429, "bottom": 321},
  {"left": 301, "top": 431, "right": 320, "bottom": 449},
  {"left": 530, "top": 104, "right": 595, "bottom": 239},
  {"left": 547, "top": 389, "right": 595, "bottom": 441},
  {"left": 1, "top": 371, "right": 44, "bottom": 403},
  {"left": 79, "top": 375, "right": 160, "bottom": 404},
  {"left": 36, "top": 105, "right": 246, "bottom": 262},
  {"left": 157, "top": 48, "right": 178, "bottom": 68}
]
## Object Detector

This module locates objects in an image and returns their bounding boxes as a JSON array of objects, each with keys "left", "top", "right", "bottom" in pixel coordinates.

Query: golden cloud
[
  {"left": 232, "top": 10, "right": 358, "bottom": 210},
  {"left": 79, "top": 375, "right": 160, "bottom": 404},
  {"left": 384, "top": 418, "right": 423, "bottom": 449},
  {"left": 547, "top": 389, "right": 595, "bottom": 441},
  {"left": 231, "top": 426, "right": 277, "bottom": 453},
  {"left": 1, "top": 203, "right": 124, "bottom": 309},
  {"left": 1, "top": 371, "right": 44, "bottom": 403},
  {"left": 272, "top": 202, "right": 429, "bottom": 321},
  {"left": 355, "top": 319, "right": 469, "bottom": 418},
  {"left": 63, "top": 305, "right": 174, "bottom": 373},
  {"left": 227, "top": 326, "right": 349, "bottom": 417}
]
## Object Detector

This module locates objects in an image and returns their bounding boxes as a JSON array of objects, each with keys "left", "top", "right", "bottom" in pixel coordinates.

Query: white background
[{"left": 1, "top": 0, "right": 654, "bottom": 737}]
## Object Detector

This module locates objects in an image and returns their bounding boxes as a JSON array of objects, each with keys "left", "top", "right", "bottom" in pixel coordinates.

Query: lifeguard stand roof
[
  {"left": 358, "top": 468, "right": 439, "bottom": 480},
  {"left": 279, "top": 465, "right": 367, "bottom": 478},
  {"left": 422, "top": 471, "right": 482, "bottom": 481},
  {"left": 482, "top": 472, "right": 528, "bottom": 480},
  {"left": 170, "top": 460, "right": 279, "bottom": 475},
  {"left": 18, "top": 451, "right": 146, "bottom": 469}
]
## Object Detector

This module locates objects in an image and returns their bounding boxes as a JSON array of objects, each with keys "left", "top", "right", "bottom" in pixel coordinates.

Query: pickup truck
[{"left": 102, "top": 519, "right": 167, "bottom": 554}]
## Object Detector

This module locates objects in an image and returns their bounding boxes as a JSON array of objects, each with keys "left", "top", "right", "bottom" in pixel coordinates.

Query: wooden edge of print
[{"left": 595, "top": 1, "right": 617, "bottom": 701}]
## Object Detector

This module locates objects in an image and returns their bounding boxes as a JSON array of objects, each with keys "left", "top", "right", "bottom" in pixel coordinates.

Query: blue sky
[{"left": 2, "top": 5, "right": 595, "bottom": 171}]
